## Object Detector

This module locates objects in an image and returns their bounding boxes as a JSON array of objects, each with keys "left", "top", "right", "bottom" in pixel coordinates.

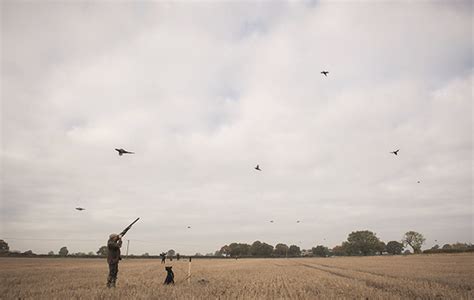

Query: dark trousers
[{"left": 107, "top": 263, "right": 119, "bottom": 287}]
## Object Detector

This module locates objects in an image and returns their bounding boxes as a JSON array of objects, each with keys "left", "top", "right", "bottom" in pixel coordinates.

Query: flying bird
[
  {"left": 417, "top": 181, "right": 421, "bottom": 183},
  {"left": 115, "top": 148, "right": 134, "bottom": 156},
  {"left": 255, "top": 165, "right": 261, "bottom": 171},
  {"left": 75, "top": 207, "right": 85, "bottom": 211},
  {"left": 390, "top": 149, "right": 400, "bottom": 155},
  {"left": 296, "top": 220, "right": 300, "bottom": 223},
  {"left": 187, "top": 226, "right": 191, "bottom": 229},
  {"left": 321, "top": 71, "right": 329, "bottom": 76},
  {"left": 270, "top": 220, "right": 274, "bottom": 223}
]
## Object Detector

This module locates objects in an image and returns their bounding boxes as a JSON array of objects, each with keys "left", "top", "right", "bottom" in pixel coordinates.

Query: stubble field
[{"left": 0, "top": 254, "right": 473, "bottom": 299}]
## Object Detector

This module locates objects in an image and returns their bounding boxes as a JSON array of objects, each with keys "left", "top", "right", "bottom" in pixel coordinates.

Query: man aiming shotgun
[{"left": 106, "top": 217, "right": 140, "bottom": 288}]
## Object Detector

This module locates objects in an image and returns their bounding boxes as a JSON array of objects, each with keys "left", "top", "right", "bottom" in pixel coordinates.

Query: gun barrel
[{"left": 120, "top": 217, "right": 140, "bottom": 237}]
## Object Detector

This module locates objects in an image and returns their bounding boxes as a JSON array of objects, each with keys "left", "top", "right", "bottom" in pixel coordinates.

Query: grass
[{"left": 0, "top": 253, "right": 473, "bottom": 299}]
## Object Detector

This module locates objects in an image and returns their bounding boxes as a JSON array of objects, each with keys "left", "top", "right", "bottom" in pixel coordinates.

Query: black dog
[{"left": 164, "top": 266, "right": 174, "bottom": 285}]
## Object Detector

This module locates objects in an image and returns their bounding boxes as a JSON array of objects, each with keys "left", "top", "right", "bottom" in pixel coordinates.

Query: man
[
  {"left": 160, "top": 252, "right": 166, "bottom": 264},
  {"left": 107, "top": 233, "right": 122, "bottom": 288}
]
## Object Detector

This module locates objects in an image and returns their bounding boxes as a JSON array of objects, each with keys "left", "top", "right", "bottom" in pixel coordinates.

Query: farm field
[{"left": 0, "top": 254, "right": 473, "bottom": 299}]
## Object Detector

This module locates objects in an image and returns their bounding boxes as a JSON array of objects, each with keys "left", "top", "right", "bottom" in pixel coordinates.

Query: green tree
[
  {"left": 250, "top": 241, "right": 263, "bottom": 256},
  {"left": 442, "top": 244, "right": 452, "bottom": 250},
  {"left": 402, "top": 231, "right": 425, "bottom": 254},
  {"left": 219, "top": 245, "right": 230, "bottom": 257},
  {"left": 23, "top": 250, "right": 34, "bottom": 255},
  {"left": 332, "top": 244, "right": 348, "bottom": 256},
  {"left": 312, "top": 245, "right": 330, "bottom": 257},
  {"left": 288, "top": 245, "right": 301, "bottom": 257},
  {"left": 142, "top": 252, "right": 149, "bottom": 257},
  {"left": 0, "top": 240, "right": 9, "bottom": 253},
  {"left": 97, "top": 246, "right": 108, "bottom": 256},
  {"left": 346, "top": 230, "right": 382, "bottom": 256},
  {"left": 376, "top": 241, "right": 386, "bottom": 255},
  {"left": 451, "top": 242, "right": 468, "bottom": 250},
  {"left": 250, "top": 241, "right": 273, "bottom": 256},
  {"left": 48, "top": 251, "right": 54, "bottom": 256},
  {"left": 386, "top": 241, "right": 404, "bottom": 255},
  {"left": 167, "top": 249, "right": 176, "bottom": 257},
  {"left": 431, "top": 244, "right": 440, "bottom": 250},
  {"left": 228, "top": 243, "right": 251, "bottom": 257},
  {"left": 274, "top": 243, "right": 289, "bottom": 256},
  {"left": 59, "top": 246, "right": 69, "bottom": 256}
]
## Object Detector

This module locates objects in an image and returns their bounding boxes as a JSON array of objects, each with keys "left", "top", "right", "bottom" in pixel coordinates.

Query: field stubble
[{"left": 0, "top": 253, "right": 473, "bottom": 299}]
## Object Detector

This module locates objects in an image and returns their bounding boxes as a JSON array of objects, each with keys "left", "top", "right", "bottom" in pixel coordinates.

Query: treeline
[
  {"left": 423, "top": 242, "right": 474, "bottom": 254},
  {"left": 216, "top": 231, "right": 474, "bottom": 258},
  {"left": 218, "top": 241, "right": 302, "bottom": 257},
  {"left": 2, "top": 233, "right": 473, "bottom": 258}
]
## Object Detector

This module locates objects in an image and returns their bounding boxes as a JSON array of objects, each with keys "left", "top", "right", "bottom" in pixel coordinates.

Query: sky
[{"left": 1, "top": 1, "right": 472, "bottom": 255}]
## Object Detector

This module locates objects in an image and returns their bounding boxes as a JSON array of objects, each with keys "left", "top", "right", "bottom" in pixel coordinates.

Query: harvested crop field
[{"left": 1, "top": 254, "right": 473, "bottom": 299}]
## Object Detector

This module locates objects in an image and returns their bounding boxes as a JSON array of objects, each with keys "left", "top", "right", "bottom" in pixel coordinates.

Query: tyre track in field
[
  {"left": 311, "top": 262, "right": 472, "bottom": 292},
  {"left": 290, "top": 262, "right": 442, "bottom": 299}
]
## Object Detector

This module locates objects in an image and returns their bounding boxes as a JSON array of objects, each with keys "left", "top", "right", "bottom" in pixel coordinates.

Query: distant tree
[
  {"left": 214, "top": 250, "right": 222, "bottom": 256},
  {"left": 97, "top": 246, "right": 108, "bottom": 256},
  {"left": 332, "top": 244, "right": 347, "bottom": 256},
  {"left": 23, "top": 250, "right": 34, "bottom": 255},
  {"left": 74, "top": 252, "right": 86, "bottom": 256},
  {"left": 431, "top": 244, "right": 440, "bottom": 250},
  {"left": 451, "top": 242, "right": 468, "bottom": 250},
  {"left": 402, "top": 231, "right": 425, "bottom": 254},
  {"left": 48, "top": 251, "right": 54, "bottom": 256},
  {"left": 274, "top": 243, "right": 289, "bottom": 256},
  {"left": 312, "top": 245, "right": 330, "bottom": 257},
  {"left": 87, "top": 251, "right": 95, "bottom": 256},
  {"left": 288, "top": 245, "right": 301, "bottom": 257},
  {"left": 167, "top": 249, "right": 176, "bottom": 257},
  {"left": 250, "top": 241, "right": 263, "bottom": 256},
  {"left": 442, "top": 244, "right": 452, "bottom": 250},
  {"left": 0, "top": 240, "right": 9, "bottom": 253},
  {"left": 403, "top": 249, "right": 411, "bottom": 255},
  {"left": 59, "top": 246, "right": 69, "bottom": 256},
  {"left": 142, "top": 252, "right": 149, "bottom": 257},
  {"left": 195, "top": 253, "right": 203, "bottom": 256},
  {"left": 386, "top": 241, "right": 404, "bottom": 255},
  {"left": 205, "top": 253, "right": 214, "bottom": 256},
  {"left": 376, "top": 241, "right": 386, "bottom": 255},
  {"left": 346, "top": 230, "right": 382, "bottom": 256},
  {"left": 250, "top": 241, "right": 273, "bottom": 256},
  {"left": 228, "top": 243, "right": 251, "bottom": 257},
  {"left": 219, "top": 245, "right": 230, "bottom": 257}
]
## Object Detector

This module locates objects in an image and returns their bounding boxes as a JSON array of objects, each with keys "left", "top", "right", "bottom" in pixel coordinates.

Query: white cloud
[{"left": 1, "top": 1, "right": 472, "bottom": 254}]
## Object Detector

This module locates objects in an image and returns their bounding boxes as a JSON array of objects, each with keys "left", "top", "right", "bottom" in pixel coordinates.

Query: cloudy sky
[{"left": 1, "top": 1, "right": 472, "bottom": 255}]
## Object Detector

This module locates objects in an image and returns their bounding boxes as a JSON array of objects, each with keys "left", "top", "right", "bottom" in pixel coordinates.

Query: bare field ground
[{"left": 1, "top": 254, "right": 473, "bottom": 299}]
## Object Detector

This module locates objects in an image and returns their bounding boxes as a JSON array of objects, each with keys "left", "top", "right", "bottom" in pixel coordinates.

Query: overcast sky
[{"left": 1, "top": 1, "right": 472, "bottom": 255}]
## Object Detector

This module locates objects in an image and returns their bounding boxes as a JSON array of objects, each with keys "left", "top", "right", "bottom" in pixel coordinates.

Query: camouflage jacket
[{"left": 107, "top": 238, "right": 122, "bottom": 264}]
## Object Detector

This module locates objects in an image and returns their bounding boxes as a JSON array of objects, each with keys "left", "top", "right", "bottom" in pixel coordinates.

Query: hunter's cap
[{"left": 109, "top": 233, "right": 119, "bottom": 239}]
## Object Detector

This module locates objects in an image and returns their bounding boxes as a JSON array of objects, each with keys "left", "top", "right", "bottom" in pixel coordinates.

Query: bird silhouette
[
  {"left": 296, "top": 220, "right": 300, "bottom": 223},
  {"left": 115, "top": 148, "right": 134, "bottom": 156},
  {"left": 390, "top": 149, "right": 400, "bottom": 155},
  {"left": 255, "top": 165, "right": 261, "bottom": 171},
  {"left": 321, "top": 71, "right": 329, "bottom": 76},
  {"left": 417, "top": 181, "right": 421, "bottom": 183},
  {"left": 270, "top": 220, "right": 274, "bottom": 223},
  {"left": 187, "top": 226, "right": 191, "bottom": 229},
  {"left": 75, "top": 207, "right": 85, "bottom": 211}
]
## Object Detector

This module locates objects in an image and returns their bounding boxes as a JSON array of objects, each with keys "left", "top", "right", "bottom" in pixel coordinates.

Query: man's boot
[{"left": 106, "top": 276, "right": 113, "bottom": 288}]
